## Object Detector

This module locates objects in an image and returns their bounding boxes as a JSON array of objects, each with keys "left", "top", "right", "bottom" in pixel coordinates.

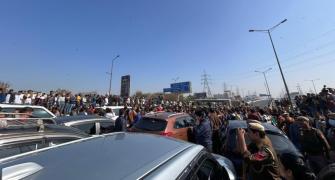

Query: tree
[
  {"left": 54, "top": 88, "right": 71, "bottom": 95},
  {"left": 0, "top": 81, "right": 10, "bottom": 91},
  {"left": 134, "top": 91, "right": 143, "bottom": 97}
]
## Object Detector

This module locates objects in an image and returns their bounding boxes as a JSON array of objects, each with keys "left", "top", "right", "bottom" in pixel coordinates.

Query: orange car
[{"left": 129, "top": 112, "right": 195, "bottom": 141}]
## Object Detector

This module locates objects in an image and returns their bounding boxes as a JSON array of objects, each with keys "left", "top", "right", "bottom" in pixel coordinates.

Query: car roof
[
  {"left": 99, "top": 106, "right": 131, "bottom": 109},
  {"left": 0, "top": 104, "right": 48, "bottom": 109},
  {"left": 144, "top": 112, "right": 188, "bottom": 120},
  {"left": 0, "top": 124, "right": 89, "bottom": 141},
  {"left": 0, "top": 133, "right": 201, "bottom": 180},
  {"left": 227, "top": 120, "right": 282, "bottom": 134},
  {"left": 54, "top": 115, "right": 111, "bottom": 124}
]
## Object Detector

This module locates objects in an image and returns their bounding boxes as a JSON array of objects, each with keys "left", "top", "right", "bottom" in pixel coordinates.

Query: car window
[
  {"left": 72, "top": 122, "right": 96, "bottom": 135},
  {"left": 134, "top": 117, "right": 167, "bottom": 131},
  {"left": 191, "top": 157, "right": 224, "bottom": 180},
  {"left": 32, "top": 108, "right": 53, "bottom": 118},
  {"left": 1, "top": 108, "right": 15, "bottom": 113},
  {"left": 45, "top": 138, "right": 79, "bottom": 147},
  {"left": 113, "top": 109, "right": 120, "bottom": 116},
  {"left": 0, "top": 140, "right": 44, "bottom": 159},
  {"left": 99, "top": 121, "right": 114, "bottom": 134},
  {"left": 185, "top": 116, "right": 196, "bottom": 127},
  {"left": 267, "top": 133, "right": 296, "bottom": 153},
  {"left": 174, "top": 117, "right": 186, "bottom": 129}
]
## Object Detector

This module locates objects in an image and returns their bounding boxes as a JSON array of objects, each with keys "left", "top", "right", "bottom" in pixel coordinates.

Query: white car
[
  {"left": 97, "top": 106, "right": 132, "bottom": 121},
  {"left": 0, "top": 104, "right": 56, "bottom": 119}
]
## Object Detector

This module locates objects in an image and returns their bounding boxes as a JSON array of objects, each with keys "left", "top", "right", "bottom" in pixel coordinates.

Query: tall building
[{"left": 120, "top": 75, "right": 130, "bottom": 97}]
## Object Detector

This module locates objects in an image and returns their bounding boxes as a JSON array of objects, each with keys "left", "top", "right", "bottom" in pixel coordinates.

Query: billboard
[
  {"left": 163, "top": 81, "right": 192, "bottom": 93},
  {"left": 120, "top": 75, "right": 130, "bottom": 97}
]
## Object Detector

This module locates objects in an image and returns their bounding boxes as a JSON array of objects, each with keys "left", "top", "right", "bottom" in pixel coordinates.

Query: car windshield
[{"left": 134, "top": 117, "right": 167, "bottom": 131}]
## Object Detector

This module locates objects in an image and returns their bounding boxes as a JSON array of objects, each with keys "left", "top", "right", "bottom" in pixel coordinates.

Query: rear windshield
[
  {"left": 225, "top": 129, "right": 298, "bottom": 154},
  {"left": 134, "top": 117, "right": 167, "bottom": 131}
]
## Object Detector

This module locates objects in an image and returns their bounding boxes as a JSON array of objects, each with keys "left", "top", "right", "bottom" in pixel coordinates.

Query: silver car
[
  {"left": 1, "top": 133, "right": 236, "bottom": 180},
  {"left": 54, "top": 115, "right": 115, "bottom": 135}
]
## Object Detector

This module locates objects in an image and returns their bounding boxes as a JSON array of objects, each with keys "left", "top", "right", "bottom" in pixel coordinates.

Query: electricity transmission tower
[{"left": 201, "top": 71, "right": 212, "bottom": 98}]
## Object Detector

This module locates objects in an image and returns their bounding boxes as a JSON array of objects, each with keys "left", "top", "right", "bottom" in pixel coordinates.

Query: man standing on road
[
  {"left": 297, "top": 116, "right": 331, "bottom": 174},
  {"left": 193, "top": 109, "right": 212, "bottom": 152}
]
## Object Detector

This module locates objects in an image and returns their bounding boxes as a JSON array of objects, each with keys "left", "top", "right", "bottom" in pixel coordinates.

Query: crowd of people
[{"left": 2, "top": 86, "right": 335, "bottom": 179}]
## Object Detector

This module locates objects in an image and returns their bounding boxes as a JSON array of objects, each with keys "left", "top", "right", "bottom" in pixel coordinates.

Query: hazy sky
[{"left": 1, "top": 0, "right": 335, "bottom": 97}]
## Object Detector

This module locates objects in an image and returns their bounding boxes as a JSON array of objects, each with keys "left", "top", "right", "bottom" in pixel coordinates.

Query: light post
[
  {"left": 249, "top": 19, "right": 292, "bottom": 105},
  {"left": 107, "top": 55, "right": 120, "bottom": 96},
  {"left": 255, "top": 68, "right": 272, "bottom": 99},
  {"left": 305, "top": 79, "right": 320, "bottom": 94},
  {"left": 172, "top": 77, "right": 180, "bottom": 102}
]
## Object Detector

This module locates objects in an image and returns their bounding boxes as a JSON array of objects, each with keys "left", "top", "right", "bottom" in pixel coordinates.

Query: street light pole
[
  {"left": 172, "top": 77, "right": 180, "bottom": 101},
  {"left": 305, "top": 79, "right": 320, "bottom": 94},
  {"left": 255, "top": 68, "right": 272, "bottom": 100},
  {"left": 107, "top": 55, "right": 120, "bottom": 96},
  {"left": 249, "top": 19, "right": 292, "bottom": 106}
]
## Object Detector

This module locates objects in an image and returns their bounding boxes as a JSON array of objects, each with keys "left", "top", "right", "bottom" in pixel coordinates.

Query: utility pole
[
  {"left": 172, "top": 77, "right": 180, "bottom": 101},
  {"left": 106, "top": 55, "right": 120, "bottom": 96},
  {"left": 305, "top": 79, "right": 320, "bottom": 94},
  {"left": 250, "top": 19, "right": 292, "bottom": 106},
  {"left": 255, "top": 68, "right": 272, "bottom": 99},
  {"left": 201, "top": 71, "right": 212, "bottom": 98}
]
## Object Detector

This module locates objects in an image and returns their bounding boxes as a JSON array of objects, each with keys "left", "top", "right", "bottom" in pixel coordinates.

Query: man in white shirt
[
  {"left": 14, "top": 92, "right": 22, "bottom": 104},
  {"left": 104, "top": 96, "right": 109, "bottom": 106},
  {"left": 5, "top": 93, "right": 11, "bottom": 104}
]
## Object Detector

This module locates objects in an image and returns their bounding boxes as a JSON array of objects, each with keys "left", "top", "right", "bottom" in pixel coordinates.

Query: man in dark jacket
[
  {"left": 194, "top": 109, "right": 212, "bottom": 152},
  {"left": 114, "top": 109, "right": 127, "bottom": 132},
  {"left": 0, "top": 88, "right": 6, "bottom": 103}
]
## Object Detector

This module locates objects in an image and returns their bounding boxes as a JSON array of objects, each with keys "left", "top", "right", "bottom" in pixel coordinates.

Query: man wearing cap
[
  {"left": 237, "top": 122, "right": 281, "bottom": 180},
  {"left": 297, "top": 116, "right": 331, "bottom": 174}
]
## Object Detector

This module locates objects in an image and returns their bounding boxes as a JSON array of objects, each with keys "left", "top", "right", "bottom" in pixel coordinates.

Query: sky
[{"left": 1, "top": 0, "right": 335, "bottom": 97}]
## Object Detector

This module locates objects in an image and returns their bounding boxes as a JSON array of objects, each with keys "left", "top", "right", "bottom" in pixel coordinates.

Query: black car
[
  {"left": 221, "top": 120, "right": 303, "bottom": 177},
  {"left": 0, "top": 124, "right": 89, "bottom": 159}
]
